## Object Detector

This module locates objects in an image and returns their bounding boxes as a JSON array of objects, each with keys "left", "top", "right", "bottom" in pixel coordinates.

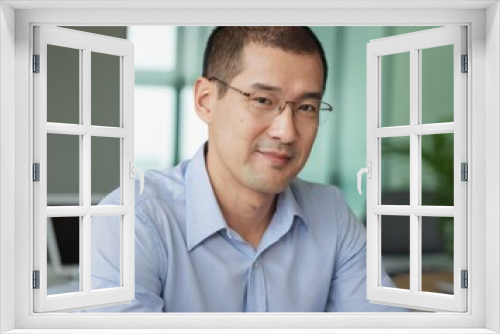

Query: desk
[{"left": 392, "top": 271, "right": 454, "bottom": 294}]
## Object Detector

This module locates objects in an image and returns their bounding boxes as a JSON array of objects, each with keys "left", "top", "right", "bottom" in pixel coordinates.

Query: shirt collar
[
  {"left": 185, "top": 144, "right": 227, "bottom": 251},
  {"left": 276, "top": 184, "right": 308, "bottom": 229},
  {"left": 185, "top": 143, "right": 308, "bottom": 251}
]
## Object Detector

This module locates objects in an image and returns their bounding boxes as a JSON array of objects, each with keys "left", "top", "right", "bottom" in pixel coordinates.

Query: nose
[{"left": 267, "top": 102, "right": 298, "bottom": 144}]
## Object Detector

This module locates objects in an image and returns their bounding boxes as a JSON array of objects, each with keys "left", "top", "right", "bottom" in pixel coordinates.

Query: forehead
[{"left": 235, "top": 43, "right": 324, "bottom": 92}]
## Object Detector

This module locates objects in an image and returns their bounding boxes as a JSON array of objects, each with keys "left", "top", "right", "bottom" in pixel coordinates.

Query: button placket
[{"left": 245, "top": 257, "right": 266, "bottom": 312}]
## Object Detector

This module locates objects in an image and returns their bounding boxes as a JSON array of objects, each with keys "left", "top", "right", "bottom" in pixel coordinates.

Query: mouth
[{"left": 258, "top": 150, "right": 293, "bottom": 167}]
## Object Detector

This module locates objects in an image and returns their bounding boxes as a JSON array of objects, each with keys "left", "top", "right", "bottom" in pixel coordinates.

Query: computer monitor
[{"left": 47, "top": 216, "right": 80, "bottom": 278}]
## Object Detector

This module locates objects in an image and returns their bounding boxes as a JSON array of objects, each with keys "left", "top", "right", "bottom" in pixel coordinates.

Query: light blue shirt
[{"left": 87, "top": 145, "right": 405, "bottom": 312}]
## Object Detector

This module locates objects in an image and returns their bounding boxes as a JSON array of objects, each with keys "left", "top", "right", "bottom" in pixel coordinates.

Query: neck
[
  {"left": 205, "top": 152, "right": 277, "bottom": 249},
  {"left": 218, "top": 190, "right": 276, "bottom": 249}
]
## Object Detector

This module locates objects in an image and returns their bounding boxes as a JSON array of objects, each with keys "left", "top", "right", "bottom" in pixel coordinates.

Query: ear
[{"left": 194, "top": 76, "right": 216, "bottom": 124}]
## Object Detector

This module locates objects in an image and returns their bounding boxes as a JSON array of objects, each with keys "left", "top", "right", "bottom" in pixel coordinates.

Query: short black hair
[{"left": 202, "top": 26, "right": 328, "bottom": 96}]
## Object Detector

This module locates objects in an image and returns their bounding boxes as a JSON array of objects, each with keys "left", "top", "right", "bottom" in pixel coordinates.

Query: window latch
[
  {"left": 357, "top": 162, "right": 372, "bottom": 195},
  {"left": 129, "top": 162, "right": 145, "bottom": 195}
]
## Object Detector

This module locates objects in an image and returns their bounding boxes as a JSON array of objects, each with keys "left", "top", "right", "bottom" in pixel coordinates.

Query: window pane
[
  {"left": 421, "top": 133, "right": 454, "bottom": 206},
  {"left": 91, "top": 137, "right": 121, "bottom": 205},
  {"left": 91, "top": 215, "right": 122, "bottom": 290},
  {"left": 180, "top": 86, "right": 208, "bottom": 160},
  {"left": 381, "top": 215, "right": 410, "bottom": 290},
  {"left": 421, "top": 216, "right": 454, "bottom": 295},
  {"left": 127, "top": 26, "right": 177, "bottom": 71},
  {"left": 47, "top": 216, "right": 80, "bottom": 295},
  {"left": 91, "top": 52, "right": 121, "bottom": 127},
  {"left": 381, "top": 52, "right": 410, "bottom": 127},
  {"left": 381, "top": 136, "right": 410, "bottom": 205},
  {"left": 47, "top": 45, "right": 80, "bottom": 124},
  {"left": 47, "top": 134, "right": 80, "bottom": 206},
  {"left": 134, "top": 86, "right": 175, "bottom": 170},
  {"left": 421, "top": 45, "right": 454, "bottom": 124}
]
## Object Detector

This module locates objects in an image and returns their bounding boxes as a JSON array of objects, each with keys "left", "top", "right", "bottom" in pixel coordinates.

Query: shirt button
[{"left": 253, "top": 262, "right": 259, "bottom": 269}]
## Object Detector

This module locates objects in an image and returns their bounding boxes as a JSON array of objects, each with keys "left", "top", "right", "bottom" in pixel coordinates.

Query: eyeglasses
[{"left": 208, "top": 76, "right": 333, "bottom": 126}]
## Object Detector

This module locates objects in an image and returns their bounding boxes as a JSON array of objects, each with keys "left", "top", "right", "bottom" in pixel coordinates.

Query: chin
[
  {"left": 260, "top": 184, "right": 288, "bottom": 195},
  {"left": 242, "top": 165, "right": 296, "bottom": 194},
  {"left": 247, "top": 177, "right": 291, "bottom": 195}
]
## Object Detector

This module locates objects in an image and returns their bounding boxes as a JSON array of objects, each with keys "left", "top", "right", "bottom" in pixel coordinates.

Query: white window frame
[
  {"left": 32, "top": 26, "right": 136, "bottom": 312},
  {"left": 0, "top": 1, "right": 498, "bottom": 333},
  {"left": 366, "top": 26, "right": 468, "bottom": 312}
]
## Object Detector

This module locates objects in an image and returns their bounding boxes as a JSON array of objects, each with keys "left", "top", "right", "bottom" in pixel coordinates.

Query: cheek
[
  {"left": 212, "top": 107, "right": 258, "bottom": 148},
  {"left": 298, "top": 131, "right": 317, "bottom": 158}
]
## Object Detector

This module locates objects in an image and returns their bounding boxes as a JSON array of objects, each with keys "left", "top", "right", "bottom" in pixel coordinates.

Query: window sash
[
  {"left": 366, "top": 26, "right": 468, "bottom": 312},
  {"left": 32, "top": 26, "right": 136, "bottom": 313}
]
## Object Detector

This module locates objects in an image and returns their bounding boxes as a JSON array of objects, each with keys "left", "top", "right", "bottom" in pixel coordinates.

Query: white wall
[
  {"left": 485, "top": 2, "right": 500, "bottom": 333},
  {"left": 0, "top": 2, "right": 16, "bottom": 333}
]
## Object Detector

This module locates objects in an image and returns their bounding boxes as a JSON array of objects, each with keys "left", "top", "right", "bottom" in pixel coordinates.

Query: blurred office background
[{"left": 47, "top": 26, "right": 454, "bottom": 301}]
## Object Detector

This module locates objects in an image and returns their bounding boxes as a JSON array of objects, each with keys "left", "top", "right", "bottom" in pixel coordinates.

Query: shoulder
[
  {"left": 290, "top": 178, "right": 360, "bottom": 236},
  {"left": 290, "top": 178, "right": 347, "bottom": 211},
  {"left": 99, "top": 159, "right": 190, "bottom": 214}
]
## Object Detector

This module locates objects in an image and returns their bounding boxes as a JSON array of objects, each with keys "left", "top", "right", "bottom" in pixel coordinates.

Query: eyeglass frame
[{"left": 207, "top": 76, "right": 333, "bottom": 123}]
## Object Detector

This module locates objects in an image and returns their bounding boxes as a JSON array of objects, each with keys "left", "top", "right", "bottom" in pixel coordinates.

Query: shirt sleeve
[
  {"left": 79, "top": 203, "right": 166, "bottom": 312},
  {"left": 325, "top": 190, "right": 409, "bottom": 312}
]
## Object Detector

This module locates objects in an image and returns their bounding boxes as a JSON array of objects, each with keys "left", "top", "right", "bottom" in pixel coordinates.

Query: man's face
[{"left": 202, "top": 43, "right": 324, "bottom": 195}]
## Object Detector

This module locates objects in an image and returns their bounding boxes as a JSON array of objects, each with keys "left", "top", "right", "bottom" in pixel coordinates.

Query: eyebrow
[
  {"left": 301, "top": 92, "right": 323, "bottom": 100},
  {"left": 249, "top": 82, "right": 281, "bottom": 92},
  {"left": 249, "top": 82, "right": 323, "bottom": 100}
]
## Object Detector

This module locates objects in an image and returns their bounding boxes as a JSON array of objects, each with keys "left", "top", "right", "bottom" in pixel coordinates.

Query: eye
[
  {"left": 297, "top": 104, "right": 318, "bottom": 113},
  {"left": 252, "top": 96, "right": 274, "bottom": 106},
  {"left": 249, "top": 93, "right": 277, "bottom": 110}
]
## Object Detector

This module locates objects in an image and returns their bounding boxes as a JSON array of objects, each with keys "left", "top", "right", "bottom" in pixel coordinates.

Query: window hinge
[
  {"left": 461, "top": 270, "right": 468, "bottom": 289},
  {"left": 461, "top": 54, "right": 468, "bottom": 73},
  {"left": 461, "top": 162, "right": 468, "bottom": 181},
  {"left": 33, "top": 163, "right": 40, "bottom": 182},
  {"left": 33, "top": 54, "right": 40, "bottom": 73},
  {"left": 33, "top": 270, "right": 40, "bottom": 289}
]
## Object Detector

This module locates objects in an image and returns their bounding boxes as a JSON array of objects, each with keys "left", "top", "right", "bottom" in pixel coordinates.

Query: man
[{"left": 88, "top": 26, "right": 404, "bottom": 312}]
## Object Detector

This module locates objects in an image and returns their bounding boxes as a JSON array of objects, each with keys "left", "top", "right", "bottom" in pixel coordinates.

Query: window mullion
[
  {"left": 413, "top": 123, "right": 454, "bottom": 135},
  {"left": 416, "top": 47, "right": 424, "bottom": 294},
  {"left": 373, "top": 123, "right": 454, "bottom": 138},
  {"left": 373, "top": 205, "right": 454, "bottom": 216},
  {"left": 81, "top": 47, "right": 92, "bottom": 295},
  {"left": 81, "top": 214, "right": 91, "bottom": 293},
  {"left": 409, "top": 47, "right": 420, "bottom": 294},
  {"left": 82, "top": 47, "right": 91, "bottom": 209},
  {"left": 46, "top": 123, "right": 130, "bottom": 138},
  {"left": 79, "top": 46, "right": 85, "bottom": 295}
]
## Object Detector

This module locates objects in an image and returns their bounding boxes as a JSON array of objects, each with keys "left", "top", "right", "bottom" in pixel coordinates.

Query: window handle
[
  {"left": 129, "top": 162, "right": 145, "bottom": 195},
  {"left": 357, "top": 162, "right": 372, "bottom": 195}
]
